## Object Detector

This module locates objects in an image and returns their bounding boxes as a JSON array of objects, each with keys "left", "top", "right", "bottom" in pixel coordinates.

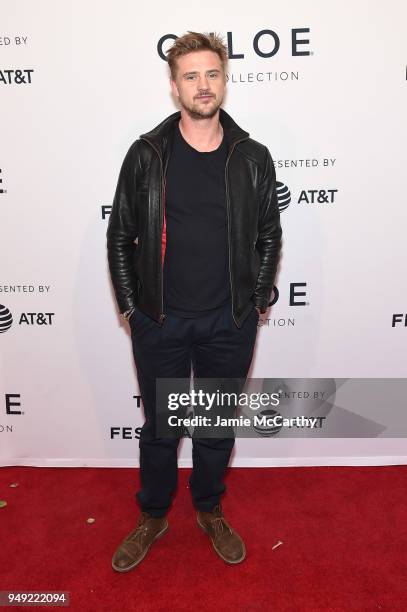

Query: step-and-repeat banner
[{"left": 1, "top": 1, "right": 406, "bottom": 466}]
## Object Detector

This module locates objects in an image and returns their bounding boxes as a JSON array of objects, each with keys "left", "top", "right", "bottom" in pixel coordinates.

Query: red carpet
[{"left": 0, "top": 465, "right": 406, "bottom": 611}]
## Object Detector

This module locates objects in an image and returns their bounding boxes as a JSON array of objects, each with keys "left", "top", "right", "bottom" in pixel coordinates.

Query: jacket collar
[{"left": 139, "top": 107, "right": 249, "bottom": 160}]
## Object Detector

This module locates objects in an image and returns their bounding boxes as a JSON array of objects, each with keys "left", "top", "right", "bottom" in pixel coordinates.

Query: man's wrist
[{"left": 255, "top": 305, "right": 266, "bottom": 315}]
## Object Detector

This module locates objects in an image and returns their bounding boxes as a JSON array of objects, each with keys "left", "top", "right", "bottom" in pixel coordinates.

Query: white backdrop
[{"left": 1, "top": 0, "right": 406, "bottom": 467}]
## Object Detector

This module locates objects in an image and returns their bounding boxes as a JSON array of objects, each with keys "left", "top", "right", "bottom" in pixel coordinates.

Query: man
[{"left": 107, "top": 31, "right": 282, "bottom": 572}]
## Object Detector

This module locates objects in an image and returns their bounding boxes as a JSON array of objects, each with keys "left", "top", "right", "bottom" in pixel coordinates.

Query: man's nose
[{"left": 197, "top": 74, "right": 210, "bottom": 90}]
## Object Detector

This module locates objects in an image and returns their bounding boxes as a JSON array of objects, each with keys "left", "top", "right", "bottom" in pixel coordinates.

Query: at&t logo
[
  {"left": 277, "top": 181, "right": 291, "bottom": 212},
  {"left": 0, "top": 69, "right": 34, "bottom": 84},
  {"left": 0, "top": 304, "right": 55, "bottom": 332},
  {"left": 0, "top": 168, "right": 5, "bottom": 194},
  {"left": 298, "top": 189, "right": 338, "bottom": 204},
  {"left": 276, "top": 181, "right": 338, "bottom": 211},
  {"left": 0, "top": 304, "right": 13, "bottom": 333}
]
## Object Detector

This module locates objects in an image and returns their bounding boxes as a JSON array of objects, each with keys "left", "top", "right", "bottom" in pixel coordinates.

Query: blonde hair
[{"left": 166, "top": 31, "right": 228, "bottom": 80}]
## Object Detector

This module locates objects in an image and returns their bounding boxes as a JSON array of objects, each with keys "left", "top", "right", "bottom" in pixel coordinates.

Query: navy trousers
[{"left": 129, "top": 299, "right": 259, "bottom": 518}]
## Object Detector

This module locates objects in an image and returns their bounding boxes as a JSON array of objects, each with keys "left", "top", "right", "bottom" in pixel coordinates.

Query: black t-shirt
[{"left": 163, "top": 121, "right": 231, "bottom": 317}]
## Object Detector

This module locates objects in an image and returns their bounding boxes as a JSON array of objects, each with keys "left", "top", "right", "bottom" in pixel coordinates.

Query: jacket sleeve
[
  {"left": 253, "top": 146, "right": 283, "bottom": 312},
  {"left": 106, "top": 141, "right": 140, "bottom": 314}
]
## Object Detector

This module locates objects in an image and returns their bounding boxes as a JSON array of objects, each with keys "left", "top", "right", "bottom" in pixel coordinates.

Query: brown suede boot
[
  {"left": 196, "top": 503, "right": 246, "bottom": 564},
  {"left": 112, "top": 512, "right": 169, "bottom": 572}
]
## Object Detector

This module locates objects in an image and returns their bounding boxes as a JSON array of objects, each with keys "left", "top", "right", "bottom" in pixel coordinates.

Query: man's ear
[{"left": 170, "top": 77, "right": 179, "bottom": 98}]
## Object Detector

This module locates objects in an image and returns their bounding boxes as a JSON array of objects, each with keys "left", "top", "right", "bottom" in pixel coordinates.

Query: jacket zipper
[
  {"left": 140, "top": 136, "right": 166, "bottom": 324},
  {"left": 225, "top": 137, "right": 249, "bottom": 326},
  {"left": 161, "top": 157, "right": 169, "bottom": 323}
]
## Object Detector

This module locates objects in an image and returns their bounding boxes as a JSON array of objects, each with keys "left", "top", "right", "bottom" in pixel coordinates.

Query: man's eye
[{"left": 208, "top": 73, "right": 218, "bottom": 78}]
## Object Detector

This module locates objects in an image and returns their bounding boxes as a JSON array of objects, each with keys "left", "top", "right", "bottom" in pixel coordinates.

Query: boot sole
[
  {"left": 112, "top": 522, "right": 169, "bottom": 573},
  {"left": 196, "top": 516, "right": 246, "bottom": 564}
]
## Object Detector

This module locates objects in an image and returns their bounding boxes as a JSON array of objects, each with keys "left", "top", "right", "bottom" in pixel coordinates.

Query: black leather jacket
[{"left": 106, "top": 108, "right": 282, "bottom": 328}]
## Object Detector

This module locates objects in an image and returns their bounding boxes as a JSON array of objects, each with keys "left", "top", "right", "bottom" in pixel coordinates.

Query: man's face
[{"left": 170, "top": 50, "right": 226, "bottom": 120}]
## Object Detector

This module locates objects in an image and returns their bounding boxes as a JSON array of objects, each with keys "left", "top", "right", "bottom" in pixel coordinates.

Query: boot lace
[
  {"left": 128, "top": 512, "right": 150, "bottom": 545},
  {"left": 209, "top": 505, "right": 233, "bottom": 538}
]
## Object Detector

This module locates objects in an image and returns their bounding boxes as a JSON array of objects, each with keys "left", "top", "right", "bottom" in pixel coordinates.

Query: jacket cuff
[
  {"left": 253, "top": 291, "right": 270, "bottom": 313},
  {"left": 118, "top": 294, "right": 137, "bottom": 314}
]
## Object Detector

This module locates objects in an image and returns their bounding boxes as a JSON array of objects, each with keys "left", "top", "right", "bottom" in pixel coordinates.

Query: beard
[{"left": 179, "top": 94, "right": 223, "bottom": 120}]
